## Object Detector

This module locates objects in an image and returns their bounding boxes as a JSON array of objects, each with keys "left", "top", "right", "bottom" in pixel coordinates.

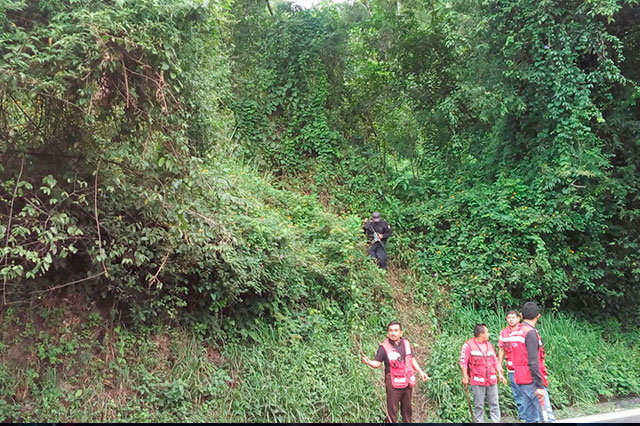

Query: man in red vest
[
  {"left": 511, "top": 301, "right": 555, "bottom": 423},
  {"left": 498, "top": 310, "right": 526, "bottom": 420},
  {"left": 361, "top": 320, "right": 429, "bottom": 422},
  {"left": 460, "top": 323, "right": 507, "bottom": 422}
]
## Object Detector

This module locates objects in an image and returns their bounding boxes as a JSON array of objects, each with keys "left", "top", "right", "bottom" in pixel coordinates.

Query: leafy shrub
[{"left": 1, "top": 0, "right": 388, "bottom": 330}]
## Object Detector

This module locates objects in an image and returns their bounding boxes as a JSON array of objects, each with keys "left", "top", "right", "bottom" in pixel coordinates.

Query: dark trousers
[
  {"left": 385, "top": 374, "right": 413, "bottom": 423},
  {"left": 368, "top": 242, "right": 387, "bottom": 269}
]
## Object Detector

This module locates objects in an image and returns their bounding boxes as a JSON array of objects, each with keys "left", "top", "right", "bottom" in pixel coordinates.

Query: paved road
[{"left": 557, "top": 407, "right": 640, "bottom": 423}]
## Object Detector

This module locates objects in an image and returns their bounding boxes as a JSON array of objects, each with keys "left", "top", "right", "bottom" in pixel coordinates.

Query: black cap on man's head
[
  {"left": 372, "top": 211, "right": 381, "bottom": 222},
  {"left": 521, "top": 301, "right": 540, "bottom": 320}
]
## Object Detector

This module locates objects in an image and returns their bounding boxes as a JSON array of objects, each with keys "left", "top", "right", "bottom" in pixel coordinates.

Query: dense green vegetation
[
  {"left": 0, "top": 300, "right": 395, "bottom": 422},
  {"left": 230, "top": 0, "right": 640, "bottom": 315},
  {"left": 1, "top": 0, "right": 639, "bottom": 421},
  {"left": 3, "top": 301, "right": 639, "bottom": 422},
  {"left": 425, "top": 306, "right": 640, "bottom": 421}
]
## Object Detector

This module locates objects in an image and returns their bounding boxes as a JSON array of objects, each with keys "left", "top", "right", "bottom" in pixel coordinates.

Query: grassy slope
[
  {"left": 0, "top": 163, "right": 396, "bottom": 422},
  {"left": 0, "top": 296, "right": 384, "bottom": 422},
  {"left": 3, "top": 274, "right": 640, "bottom": 422},
  {"left": 4, "top": 272, "right": 640, "bottom": 422},
  {"left": 2, "top": 165, "right": 640, "bottom": 422}
]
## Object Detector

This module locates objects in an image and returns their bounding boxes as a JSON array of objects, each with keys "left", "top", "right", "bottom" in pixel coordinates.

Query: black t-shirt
[
  {"left": 363, "top": 220, "right": 392, "bottom": 242},
  {"left": 374, "top": 338, "right": 406, "bottom": 374},
  {"left": 522, "top": 324, "right": 545, "bottom": 389}
]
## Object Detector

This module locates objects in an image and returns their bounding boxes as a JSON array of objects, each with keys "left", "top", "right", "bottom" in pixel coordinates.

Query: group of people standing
[
  {"left": 360, "top": 212, "right": 554, "bottom": 423},
  {"left": 460, "top": 301, "right": 554, "bottom": 423},
  {"left": 361, "top": 302, "right": 554, "bottom": 423}
]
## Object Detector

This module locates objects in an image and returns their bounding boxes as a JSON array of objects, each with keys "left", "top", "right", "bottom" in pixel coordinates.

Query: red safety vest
[
  {"left": 464, "top": 338, "right": 498, "bottom": 386},
  {"left": 499, "top": 325, "right": 525, "bottom": 372},
  {"left": 381, "top": 338, "right": 416, "bottom": 389},
  {"left": 511, "top": 322, "right": 549, "bottom": 387}
]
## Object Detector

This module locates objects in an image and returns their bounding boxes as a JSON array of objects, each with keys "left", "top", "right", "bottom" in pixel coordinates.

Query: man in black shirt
[
  {"left": 361, "top": 320, "right": 429, "bottom": 422},
  {"left": 516, "top": 302, "right": 555, "bottom": 423},
  {"left": 362, "top": 212, "right": 392, "bottom": 269}
]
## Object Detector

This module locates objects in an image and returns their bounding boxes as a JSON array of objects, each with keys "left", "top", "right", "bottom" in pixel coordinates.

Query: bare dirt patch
[
  {"left": 206, "top": 346, "right": 223, "bottom": 365},
  {"left": 152, "top": 334, "right": 171, "bottom": 361},
  {"left": 6, "top": 345, "right": 31, "bottom": 369}
]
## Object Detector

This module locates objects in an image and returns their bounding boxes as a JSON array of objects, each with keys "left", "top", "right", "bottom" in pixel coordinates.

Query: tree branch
[
  {"left": 94, "top": 162, "right": 109, "bottom": 278},
  {"left": 122, "top": 54, "right": 130, "bottom": 109},
  {"left": 266, "top": 0, "right": 274, "bottom": 18},
  {"left": 148, "top": 251, "right": 170, "bottom": 289},
  {"left": 3, "top": 157, "right": 24, "bottom": 306},
  {"left": 29, "top": 271, "right": 106, "bottom": 295}
]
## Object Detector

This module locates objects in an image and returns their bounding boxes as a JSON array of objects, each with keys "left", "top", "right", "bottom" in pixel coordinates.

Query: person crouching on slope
[{"left": 362, "top": 211, "right": 392, "bottom": 270}]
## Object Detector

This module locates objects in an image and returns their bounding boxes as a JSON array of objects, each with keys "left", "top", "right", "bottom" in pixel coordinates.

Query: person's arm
[
  {"left": 492, "top": 348, "right": 507, "bottom": 384},
  {"left": 362, "top": 221, "right": 370, "bottom": 237},
  {"left": 361, "top": 355, "right": 382, "bottom": 368},
  {"left": 459, "top": 343, "right": 470, "bottom": 386},
  {"left": 381, "top": 223, "right": 392, "bottom": 240},
  {"left": 525, "top": 331, "right": 545, "bottom": 398},
  {"left": 411, "top": 357, "right": 429, "bottom": 381},
  {"left": 498, "top": 347, "right": 505, "bottom": 372},
  {"left": 460, "top": 365, "right": 470, "bottom": 386},
  {"left": 361, "top": 345, "right": 385, "bottom": 369}
]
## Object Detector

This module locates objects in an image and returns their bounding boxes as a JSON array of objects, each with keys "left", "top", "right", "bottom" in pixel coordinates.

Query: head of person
[
  {"left": 372, "top": 211, "right": 381, "bottom": 222},
  {"left": 387, "top": 320, "right": 403, "bottom": 342},
  {"left": 521, "top": 301, "right": 541, "bottom": 321},
  {"left": 473, "top": 323, "right": 489, "bottom": 342},
  {"left": 506, "top": 310, "right": 520, "bottom": 327}
]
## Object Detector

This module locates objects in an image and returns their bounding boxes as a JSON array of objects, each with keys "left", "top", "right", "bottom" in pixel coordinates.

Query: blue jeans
[
  {"left": 519, "top": 383, "right": 554, "bottom": 423},
  {"left": 508, "top": 372, "right": 525, "bottom": 421},
  {"left": 542, "top": 388, "right": 555, "bottom": 422}
]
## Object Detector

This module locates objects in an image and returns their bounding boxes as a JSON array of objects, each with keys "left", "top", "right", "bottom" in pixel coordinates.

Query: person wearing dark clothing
[
  {"left": 512, "top": 301, "right": 555, "bottom": 423},
  {"left": 524, "top": 327, "right": 544, "bottom": 389},
  {"left": 361, "top": 320, "right": 429, "bottom": 423},
  {"left": 363, "top": 212, "right": 392, "bottom": 269}
]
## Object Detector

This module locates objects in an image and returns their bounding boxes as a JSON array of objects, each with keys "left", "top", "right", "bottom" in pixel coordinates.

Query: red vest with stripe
[
  {"left": 511, "top": 322, "right": 549, "bottom": 387},
  {"left": 464, "top": 338, "right": 498, "bottom": 386},
  {"left": 381, "top": 338, "right": 416, "bottom": 389},
  {"left": 499, "top": 325, "right": 525, "bottom": 372}
]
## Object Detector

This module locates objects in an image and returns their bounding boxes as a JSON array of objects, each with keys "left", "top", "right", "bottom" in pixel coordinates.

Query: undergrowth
[
  {"left": 424, "top": 305, "right": 640, "bottom": 421},
  {"left": 0, "top": 296, "right": 399, "bottom": 422},
  {"left": 4, "top": 294, "right": 640, "bottom": 422}
]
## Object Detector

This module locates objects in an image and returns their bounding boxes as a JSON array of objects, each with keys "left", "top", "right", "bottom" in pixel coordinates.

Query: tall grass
[
  {"left": 3, "top": 300, "right": 639, "bottom": 422},
  {"left": 221, "top": 323, "right": 386, "bottom": 422},
  {"left": 0, "top": 300, "right": 396, "bottom": 422},
  {"left": 424, "top": 306, "right": 640, "bottom": 421}
]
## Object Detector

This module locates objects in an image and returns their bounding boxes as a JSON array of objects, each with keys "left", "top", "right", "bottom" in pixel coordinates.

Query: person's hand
[
  {"left": 499, "top": 373, "right": 507, "bottom": 385},
  {"left": 361, "top": 355, "right": 371, "bottom": 365},
  {"left": 462, "top": 376, "right": 469, "bottom": 386},
  {"left": 535, "top": 388, "right": 545, "bottom": 402},
  {"left": 419, "top": 371, "right": 429, "bottom": 382},
  {"left": 377, "top": 233, "right": 383, "bottom": 240}
]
